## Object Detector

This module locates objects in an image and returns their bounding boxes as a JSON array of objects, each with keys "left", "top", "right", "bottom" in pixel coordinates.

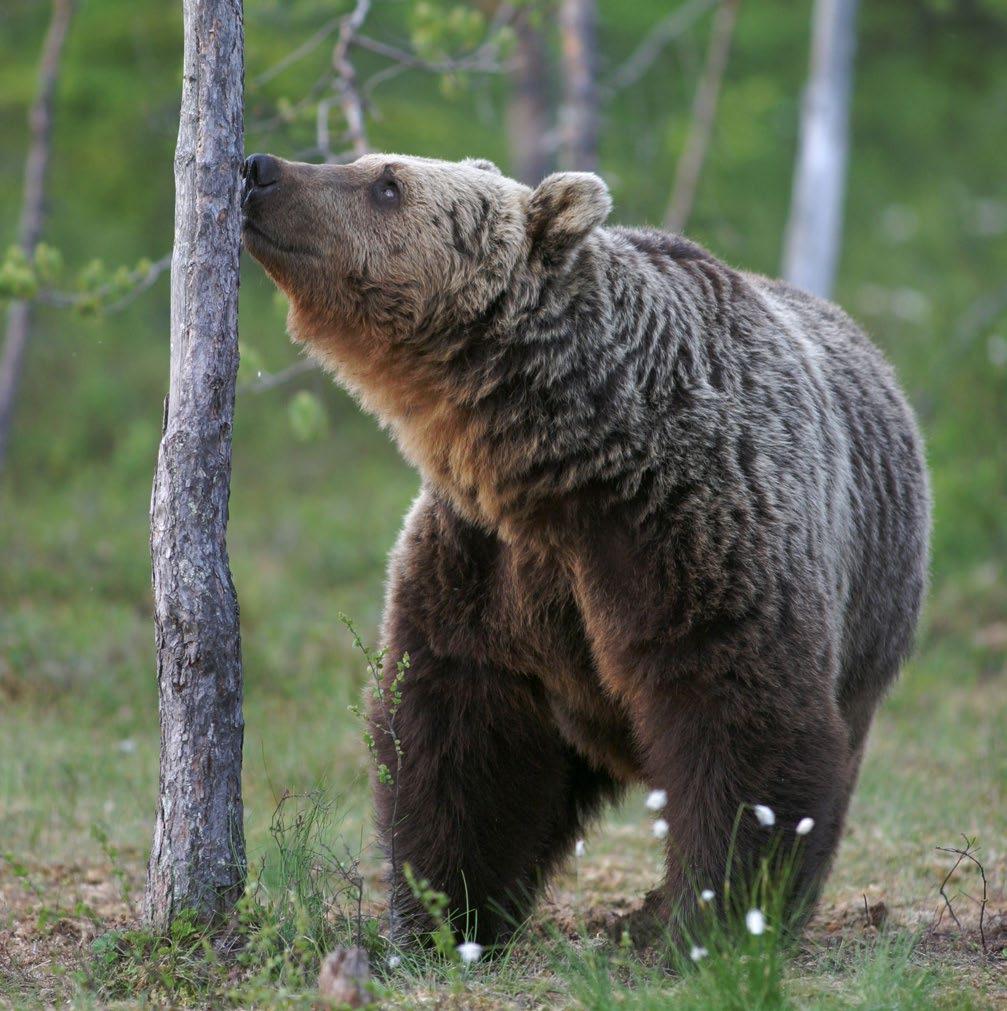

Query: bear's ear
[
  {"left": 526, "top": 172, "right": 611, "bottom": 257},
  {"left": 463, "top": 157, "right": 502, "bottom": 175}
]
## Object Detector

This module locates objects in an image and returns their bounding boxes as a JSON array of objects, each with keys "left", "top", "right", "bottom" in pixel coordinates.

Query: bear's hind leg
[{"left": 620, "top": 679, "right": 850, "bottom": 947}]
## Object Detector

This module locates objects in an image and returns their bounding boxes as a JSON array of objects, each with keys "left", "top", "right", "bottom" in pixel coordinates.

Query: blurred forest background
[{"left": 1, "top": 0, "right": 1005, "bottom": 1006}]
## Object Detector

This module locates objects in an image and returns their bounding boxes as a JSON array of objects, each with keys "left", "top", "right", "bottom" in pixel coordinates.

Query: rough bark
[
  {"left": 663, "top": 0, "right": 741, "bottom": 234},
  {"left": 507, "top": 9, "right": 554, "bottom": 185},
  {"left": 145, "top": 0, "right": 246, "bottom": 929},
  {"left": 0, "top": 0, "right": 74, "bottom": 473},
  {"left": 558, "top": 0, "right": 599, "bottom": 172},
  {"left": 781, "top": 0, "right": 859, "bottom": 298}
]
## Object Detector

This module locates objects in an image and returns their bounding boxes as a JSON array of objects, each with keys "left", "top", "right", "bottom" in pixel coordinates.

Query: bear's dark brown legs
[
  {"left": 371, "top": 628, "right": 620, "bottom": 947},
  {"left": 624, "top": 681, "right": 851, "bottom": 945}
]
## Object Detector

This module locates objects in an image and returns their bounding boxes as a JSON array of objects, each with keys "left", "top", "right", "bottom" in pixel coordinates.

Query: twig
[
  {"left": 862, "top": 893, "right": 870, "bottom": 928},
  {"left": 332, "top": 0, "right": 371, "bottom": 159},
  {"left": 935, "top": 835, "right": 989, "bottom": 956},
  {"left": 35, "top": 253, "right": 172, "bottom": 312},
  {"left": 605, "top": 0, "right": 718, "bottom": 94},
  {"left": 251, "top": 16, "right": 341, "bottom": 88},
  {"left": 664, "top": 0, "right": 741, "bottom": 233},
  {"left": 239, "top": 357, "right": 318, "bottom": 394}
]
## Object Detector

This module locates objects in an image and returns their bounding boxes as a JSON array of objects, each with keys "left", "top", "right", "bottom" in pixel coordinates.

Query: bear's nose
[{"left": 243, "top": 153, "right": 281, "bottom": 191}]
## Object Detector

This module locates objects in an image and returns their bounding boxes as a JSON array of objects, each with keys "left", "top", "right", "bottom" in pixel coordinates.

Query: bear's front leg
[
  {"left": 370, "top": 628, "right": 614, "bottom": 946},
  {"left": 369, "top": 493, "right": 619, "bottom": 947}
]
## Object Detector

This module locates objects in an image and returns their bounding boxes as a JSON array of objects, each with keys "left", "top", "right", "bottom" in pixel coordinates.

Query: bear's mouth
[{"left": 242, "top": 219, "right": 318, "bottom": 259}]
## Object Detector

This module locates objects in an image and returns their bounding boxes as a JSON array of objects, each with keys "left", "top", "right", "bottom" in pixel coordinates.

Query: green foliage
[
  {"left": 286, "top": 389, "right": 328, "bottom": 442},
  {"left": 343, "top": 612, "right": 408, "bottom": 787}
]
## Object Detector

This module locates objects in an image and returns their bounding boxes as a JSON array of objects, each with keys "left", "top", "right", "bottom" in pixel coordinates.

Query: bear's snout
[{"left": 242, "top": 153, "right": 281, "bottom": 205}]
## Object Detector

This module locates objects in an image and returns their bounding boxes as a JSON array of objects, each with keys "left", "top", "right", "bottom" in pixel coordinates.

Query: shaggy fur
[{"left": 242, "top": 152, "right": 931, "bottom": 946}]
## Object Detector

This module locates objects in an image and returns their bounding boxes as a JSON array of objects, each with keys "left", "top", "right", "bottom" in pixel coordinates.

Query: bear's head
[
  {"left": 241, "top": 153, "right": 609, "bottom": 385},
  {"left": 241, "top": 153, "right": 611, "bottom": 516}
]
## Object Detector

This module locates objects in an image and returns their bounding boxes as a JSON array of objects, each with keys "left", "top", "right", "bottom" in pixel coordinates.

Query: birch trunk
[
  {"left": 781, "top": 0, "right": 859, "bottom": 299},
  {"left": 0, "top": 0, "right": 74, "bottom": 472},
  {"left": 145, "top": 0, "right": 246, "bottom": 929},
  {"left": 558, "top": 0, "right": 599, "bottom": 172}
]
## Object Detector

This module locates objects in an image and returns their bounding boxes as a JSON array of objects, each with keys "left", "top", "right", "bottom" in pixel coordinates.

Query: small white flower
[
  {"left": 387, "top": 955, "right": 402, "bottom": 969},
  {"left": 753, "top": 804, "right": 775, "bottom": 827},
  {"left": 645, "top": 789, "right": 668, "bottom": 811},
  {"left": 457, "top": 941, "right": 483, "bottom": 964},
  {"left": 689, "top": 945, "right": 708, "bottom": 962},
  {"left": 795, "top": 817, "right": 815, "bottom": 835},
  {"left": 700, "top": 888, "right": 715, "bottom": 903},
  {"left": 745, "top": 908, "right": 766, "bottom": 935},
  {"left": 652, "top": 818, "right": 669, "bottom": 840},
  {"left": 117, "top": 738, "right": 137, "bottom": 754},
  {"left": 575, "top": 839, "right": 586, "bottom": 858}
]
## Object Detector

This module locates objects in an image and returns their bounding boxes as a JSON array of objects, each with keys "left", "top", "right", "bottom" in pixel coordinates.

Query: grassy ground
[{"left": 1, "top": 381, "right": 1005, "bottom": 1009}]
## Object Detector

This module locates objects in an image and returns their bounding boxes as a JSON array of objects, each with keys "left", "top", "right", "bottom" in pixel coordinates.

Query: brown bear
[{"left": 241, "top": 152, "right": 930, "bottom": 947}]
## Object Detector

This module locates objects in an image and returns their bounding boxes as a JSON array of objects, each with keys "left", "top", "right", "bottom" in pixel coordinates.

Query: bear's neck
[{"left": 304, "top": 228, "right": 728, "bottom": 542}]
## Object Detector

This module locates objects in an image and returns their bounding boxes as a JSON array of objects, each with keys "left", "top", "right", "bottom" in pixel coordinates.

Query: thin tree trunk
[
  {"left": 664, "top": 0, "right": 741, "bottom": 234},
  {"left": 507, "top": 9, "right": 554, "bottom": 185},
  {"left": 558, "top": 0, "right": 599, "bottom": 172},
  {"left": 781, "top": 0, "right": 859, "bottom": 298},
  {"left": 145, "top": 0, "right": 246, "bottom": 930},
  {"left": 0, "top": 0, "right": 74, "bottom": 473}
]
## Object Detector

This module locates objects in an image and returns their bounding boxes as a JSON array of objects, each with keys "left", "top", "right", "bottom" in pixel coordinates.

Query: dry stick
[
  {"left": 936, "top": 837, "right": 990, "bottom": 957},
  {"left": 145, "top": 0, "right": 246, "bottom": 929},
  {"left": 0, "top": 0, "right": 74, "bottom": 473},
  {"left": 663, "top": 0, "right": 741, "bottom": 234},
  {"left": 332, "top": 0, "right": 372, "bottom": 159},
  {"left": 558, "top": 0, "right": 600, "bottom": 172}
]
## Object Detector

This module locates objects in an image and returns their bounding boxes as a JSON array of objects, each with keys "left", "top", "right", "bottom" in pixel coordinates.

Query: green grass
[
  {"left": 2, "top": 0, "right": 1006, "bottom": 1005},
  {"left": 1, "top": 395, "right": 1004, "bottom": 1008}
]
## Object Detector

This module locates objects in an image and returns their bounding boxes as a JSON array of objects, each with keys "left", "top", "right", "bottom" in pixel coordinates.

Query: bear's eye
[{"left": 371, "top": 175, "right": 401, "bottom": 209}]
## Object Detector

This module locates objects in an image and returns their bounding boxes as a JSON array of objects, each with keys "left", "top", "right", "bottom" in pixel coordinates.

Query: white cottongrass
[
  {"left": 457, "top": 941, "right": 484, "bottom": 964},
  {"left": 387, "top": 955, "right": 402, "bottom": 969},
  {"left": 796, "top": 816, "right": 815, "bottom": 835},
  {"left": 575, "top": 839, "right": 586, "bottom": 858},
  {"left": 700, "top": 888, "right": 715, "bottom": 903},
  {"left": 745, "top": 908, "right": 766, "bottom": 935},
  {"left": 645, "top": 788, "right": 668, "bottom": 811},
  {"left": 752, "top": 804, "right": 776, "bottom": 827},
  {"left": 689, "top": 945, "right": 708, "bottom": 962},
  {"left": 652, "top": 818, "right": 669, "bottom": 840}
]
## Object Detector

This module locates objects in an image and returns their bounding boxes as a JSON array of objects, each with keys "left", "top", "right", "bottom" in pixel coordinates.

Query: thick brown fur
[{"left": 242, "top": 153, "right": 931, "bottom": 947}]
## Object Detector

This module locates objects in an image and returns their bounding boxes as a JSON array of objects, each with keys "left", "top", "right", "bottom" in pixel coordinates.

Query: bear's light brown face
[{"left": 241, "top": 153, "right": 529, "bottom": 347}]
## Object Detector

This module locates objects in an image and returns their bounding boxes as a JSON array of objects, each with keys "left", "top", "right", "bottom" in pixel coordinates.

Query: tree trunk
[
  {"left": 145, "top": 0, "right": 246, "bottom": 930},
  {"left": 664, "top": 0, "right": 741, "bottom": 234},
  {"left": 0, "top": 0, "right": 74, "bottom": 473},
  {"left": 558, "top": 0, "right": 599, "bottom": 172},
  {"left": 781, "top": 0, "right": 859, "bottom": 299},
  {"left": 507, "top": 10, "right": 554, "bottom": 185}
]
